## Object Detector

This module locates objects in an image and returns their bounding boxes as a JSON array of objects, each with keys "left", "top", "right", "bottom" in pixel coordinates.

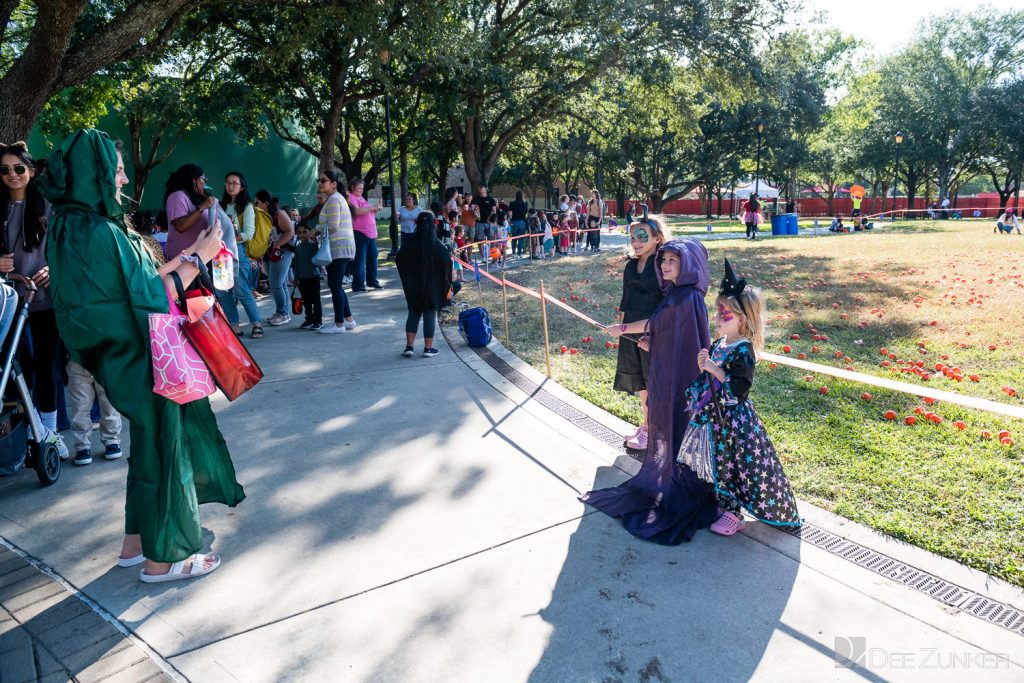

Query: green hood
[{"left": 41, "top": 128, "right": 123, "bottom": 221}]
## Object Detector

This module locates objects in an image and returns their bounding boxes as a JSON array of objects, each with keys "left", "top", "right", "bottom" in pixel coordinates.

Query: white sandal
[
  {"left": 139, "top": 553, "right": 221, "bottom": 583},
  {"left": 116, "top": 553, "right": 145, "bottom": 567}
]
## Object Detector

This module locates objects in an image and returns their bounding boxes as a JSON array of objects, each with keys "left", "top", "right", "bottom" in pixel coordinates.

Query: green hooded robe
[{"left": 43, "top": 129, "right": 245, "bottom": 563}]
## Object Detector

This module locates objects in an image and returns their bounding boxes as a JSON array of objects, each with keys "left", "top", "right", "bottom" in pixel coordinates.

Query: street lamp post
[
  {"left": 892, "top": 130, "right": 904, "bottom": 222},
  {"left": 561, "top": 138, "right": 569, "bottom": 198},
  {"left": 754, "top": 119, "right": 765, "bottom": 198},
  {"left": 380, "top": 48, "right": 399, "bottom": 259}
]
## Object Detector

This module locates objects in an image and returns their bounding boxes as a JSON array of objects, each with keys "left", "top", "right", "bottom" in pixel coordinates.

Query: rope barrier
[{"left": 455, "top": 251, "right": 1024, "bottom": 420}]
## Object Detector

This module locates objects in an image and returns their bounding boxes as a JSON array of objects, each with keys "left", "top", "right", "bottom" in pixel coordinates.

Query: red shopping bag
[{"left": 171, "top": 265, "right": 263, "bottom": 401}]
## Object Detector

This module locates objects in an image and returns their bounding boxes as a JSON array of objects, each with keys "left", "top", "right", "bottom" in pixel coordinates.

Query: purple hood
[{"left": 655, "top": 238, "right": 709, "bottom": 295}]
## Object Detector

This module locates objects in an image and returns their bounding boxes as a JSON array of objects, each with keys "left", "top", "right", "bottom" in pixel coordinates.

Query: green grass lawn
[{"left": 449, "top": 220, "right": 1024, "bottom": 586}]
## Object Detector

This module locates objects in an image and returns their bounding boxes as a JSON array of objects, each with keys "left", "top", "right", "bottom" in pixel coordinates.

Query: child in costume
[
  {"left": 613, "top": 217, "right": 668, "bottom": 451},
  {"left": 677, "top": 259, "right": 801, "bottom": 536},
  {"left": 580, "top": 239, "right": 717, "bottom": 545}
]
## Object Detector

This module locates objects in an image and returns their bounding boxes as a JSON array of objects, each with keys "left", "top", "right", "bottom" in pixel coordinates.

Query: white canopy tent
[{"left": 731, "top": 180, "right": 780, "bottom": 199}]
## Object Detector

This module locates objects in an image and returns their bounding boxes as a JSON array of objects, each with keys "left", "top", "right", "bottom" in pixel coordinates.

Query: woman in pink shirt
[{"left": 347, "top": 177, "right": 382, "bottom": 292}]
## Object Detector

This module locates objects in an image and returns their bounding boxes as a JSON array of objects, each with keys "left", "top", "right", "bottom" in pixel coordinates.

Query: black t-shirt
[
  {"left": 509, "top": 199, "right": 529, "bottom": 222},
  {"left": 473, "top": 195, "right": 497, "bottom": 224}
]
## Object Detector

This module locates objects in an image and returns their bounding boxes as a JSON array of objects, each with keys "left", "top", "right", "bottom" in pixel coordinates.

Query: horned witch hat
[{"left": 719, "top": 258, "right": 750, "bottom": 318}]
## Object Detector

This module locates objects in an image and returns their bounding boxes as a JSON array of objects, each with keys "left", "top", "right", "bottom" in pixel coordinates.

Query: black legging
[
  {"left": 325, "top": 258, "right": 352, "bottom": 323},
  {"left": 406, "top": 309, "right": 437, "bottom": 338},
  {"left": 20, "top": 308, "right": 60, "bottom": 413}
]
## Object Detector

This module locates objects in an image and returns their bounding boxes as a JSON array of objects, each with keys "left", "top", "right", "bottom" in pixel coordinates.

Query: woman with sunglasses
[
  {"left": 0, "top": 142, "right": 68, "bottom": 450},
  {"left": 317, "top": 170, "right": 357, "bottom": 334},
  {"left": 611, "top": 217, "right": 668, "bottom": 451}
]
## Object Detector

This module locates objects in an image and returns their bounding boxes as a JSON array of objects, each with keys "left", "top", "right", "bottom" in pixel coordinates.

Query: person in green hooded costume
[{"left": 43, "top": 129, "right": 245, "bottom": 582}]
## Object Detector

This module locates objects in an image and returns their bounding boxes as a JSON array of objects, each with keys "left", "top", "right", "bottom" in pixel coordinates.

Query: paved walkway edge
[
  {"left": 0, "top": 536, "right": 187, "bottom": 682},
  {"left": 442, "top": 324, "right": 1024, "bottom": 658}
]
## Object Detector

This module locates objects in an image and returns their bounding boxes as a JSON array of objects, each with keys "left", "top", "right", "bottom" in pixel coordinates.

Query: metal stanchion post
[
  {"left": 539, "top": 279, "right": 552, "bottom": 378},
  {"left": 502, "top": 274, "right": 510, "bottom": 346}
]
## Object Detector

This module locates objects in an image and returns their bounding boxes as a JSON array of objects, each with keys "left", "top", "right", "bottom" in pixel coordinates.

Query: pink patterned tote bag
[{"left": 149, "top": 291, "right": 216, "bottom": 404}]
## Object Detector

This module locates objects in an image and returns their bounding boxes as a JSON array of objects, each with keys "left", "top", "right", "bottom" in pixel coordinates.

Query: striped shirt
[{"left": 319, "top": 192, "right": 355, "bottom": 260}]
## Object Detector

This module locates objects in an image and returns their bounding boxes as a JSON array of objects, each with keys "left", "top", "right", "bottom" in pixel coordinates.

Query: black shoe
[
  {"left": 369, "top": 283, "right": 384, "bottom": 289},
  {"left": 350, "top": 288, "right": 368, "bottom": 293},
  {"left": 422, "top": 347, "right": 439, "bottom": 357},
  {"left": 299, "top": 321, "right": 314, "bottom": 330},
  {"left": 74, "top": 450, "right": 92, "bottom": 466},
  {"left": 104, "top": 444, "right": 122, "bottom": 460},
  {"left": 402, "top": 346, "right": 415, "bottom": 358}
]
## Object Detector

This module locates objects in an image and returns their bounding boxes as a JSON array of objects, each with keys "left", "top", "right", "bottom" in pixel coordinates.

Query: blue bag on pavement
[{"left": 458, "top": 307, "right": 492, "bottom": 347}]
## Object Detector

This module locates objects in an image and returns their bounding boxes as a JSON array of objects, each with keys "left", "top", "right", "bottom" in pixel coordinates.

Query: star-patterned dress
[{"left": 677, "top": 337, "right": 801, "bottom": 527}]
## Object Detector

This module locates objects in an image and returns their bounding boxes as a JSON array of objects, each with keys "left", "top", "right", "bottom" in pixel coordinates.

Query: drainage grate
[{"left": 464, "top": 340, "right": 1024, "bottom": 640}]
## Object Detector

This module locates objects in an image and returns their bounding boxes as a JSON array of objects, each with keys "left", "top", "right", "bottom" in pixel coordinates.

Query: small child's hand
[
  {"left": 697, "top": 348, "right": 710, "bottom": 369},
  {"left": 637, "top": 335, "right": 650, "bottom": 352}
]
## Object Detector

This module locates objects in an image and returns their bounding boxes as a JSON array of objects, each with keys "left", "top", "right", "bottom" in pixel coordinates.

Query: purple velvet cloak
[{"left": 579, "top": 239, "right": 717, "bottom": 545}]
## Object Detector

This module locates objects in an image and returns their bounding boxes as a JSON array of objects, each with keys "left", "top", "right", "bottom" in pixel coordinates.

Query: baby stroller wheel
[{"left": 33, "top": 441, "right": 60, "bottom": 486}]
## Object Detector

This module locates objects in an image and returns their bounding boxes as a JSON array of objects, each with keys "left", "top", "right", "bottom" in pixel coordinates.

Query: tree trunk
[
  {"left": 318, "top": 96, "right": 344, "bottom": 173},
  {"left": 0, "top": 0, "right": 87, "bottom": 141}
]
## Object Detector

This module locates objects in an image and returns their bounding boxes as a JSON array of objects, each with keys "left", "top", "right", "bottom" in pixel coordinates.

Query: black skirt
[{"left": 613, "top": 334, "right": 650, "bottom": 394}]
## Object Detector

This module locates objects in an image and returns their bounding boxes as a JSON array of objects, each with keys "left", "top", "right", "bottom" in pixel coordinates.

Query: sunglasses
[
  {"left": 0, "top": 164, "right": 29, "bottom": 176},
  {"left": 317, "top": 178, "right": 331, "bottom": 184}
]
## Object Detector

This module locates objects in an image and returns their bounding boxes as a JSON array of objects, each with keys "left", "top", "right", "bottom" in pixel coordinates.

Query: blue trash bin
[
  {"left": 786, "top": 213, "right": 799, "bottom": 235},
  {"left": 770, "top": 214, "right": 786, "bottom": 236}
]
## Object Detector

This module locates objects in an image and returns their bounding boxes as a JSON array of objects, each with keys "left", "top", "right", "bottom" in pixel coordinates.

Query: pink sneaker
[
  {"left": 710, "top": 511, "right": 746, "bottom": 536},
  {"left": 625, "top": 428, "right": 648, "bottom": 451},
  {"left": 623, "top": 425, "right": 642, "bottom": 444}
]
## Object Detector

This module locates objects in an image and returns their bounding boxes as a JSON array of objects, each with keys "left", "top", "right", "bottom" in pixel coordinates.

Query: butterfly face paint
[
  {"left": 630, "top": 227, "right": 650, "bottom": 245},
  {"left": 716, "top": 304, "right": 736, "bottom": 322}
]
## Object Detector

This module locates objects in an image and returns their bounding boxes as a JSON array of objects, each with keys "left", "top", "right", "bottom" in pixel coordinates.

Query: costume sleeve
[{"left": 722, "top": 342, "right": 756, "bottom": 403}]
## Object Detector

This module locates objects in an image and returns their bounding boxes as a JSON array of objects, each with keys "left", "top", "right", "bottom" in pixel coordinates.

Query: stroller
[{"left": 0, "top": 274, "right": 61, "bottom": 486}]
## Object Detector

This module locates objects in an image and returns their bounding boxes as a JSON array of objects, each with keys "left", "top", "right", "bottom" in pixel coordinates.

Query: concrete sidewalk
[{"left": 0, "top": 263, "right": 1021, "bottom": 682}]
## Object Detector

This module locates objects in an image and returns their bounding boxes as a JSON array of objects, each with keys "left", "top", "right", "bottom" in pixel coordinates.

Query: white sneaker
[
  {"left": 39, "top": 426, "right": 70, "bottom": 461},
  {"left": 318, "top": 324, "right": 346, "bottom": 334},
  {"left": 343, "top": 319, "right": 357, "bottom": 330},
  {"left": 342, "top": 276, "right": 353, "bottom": 285},
  {"left": 625, "top": 428, "right": 648, "bottom": 451}
]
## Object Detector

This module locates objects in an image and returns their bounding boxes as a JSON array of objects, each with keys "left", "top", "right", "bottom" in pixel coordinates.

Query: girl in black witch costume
[{"left": 678, "top": 259, "right": 801, "bottom": 536}]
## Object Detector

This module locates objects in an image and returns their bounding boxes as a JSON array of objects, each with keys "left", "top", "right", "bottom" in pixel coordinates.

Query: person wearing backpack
[
  {"left": 222, "top": 171, "right": 263, "bottom": 338},
  {"left": 396, "top": 211, "right": 452, "bottom": 357},
  {"left": 255, "top": 189, "right": 295, "bottom": 326}
]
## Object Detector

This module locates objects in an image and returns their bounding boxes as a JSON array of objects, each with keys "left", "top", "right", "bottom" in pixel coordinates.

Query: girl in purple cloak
[{"left": 581, "top": 238, "right": 718, "bottom": 545}]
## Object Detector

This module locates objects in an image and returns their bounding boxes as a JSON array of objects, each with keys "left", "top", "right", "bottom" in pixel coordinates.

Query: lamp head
[
  {"left": 755, "top": 119, "right": 765, "bottom": 135},
  {"left": 895, "top": 131, "right": 904, "bottom": 145},
  {"left": 379, "top": 48, "right": 391, "bottom": 65}
]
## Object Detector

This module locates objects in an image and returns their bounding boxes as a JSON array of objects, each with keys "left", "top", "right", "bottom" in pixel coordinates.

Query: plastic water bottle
[
  {"left": 212, "top": 245, "right": 234, "bottom": 291},
  {"left": 707, "top": 221, "right": 713, "bottom": 233}
]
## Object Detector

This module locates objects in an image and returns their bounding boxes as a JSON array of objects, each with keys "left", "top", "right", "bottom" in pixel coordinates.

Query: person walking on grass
[{"left": 396, "top": 211, "right": 452, "bottom": 358}]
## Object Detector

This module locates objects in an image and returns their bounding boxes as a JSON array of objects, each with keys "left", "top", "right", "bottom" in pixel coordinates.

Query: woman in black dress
[{"left": 614, "top": 217, "right": 668, "bottom": 451}]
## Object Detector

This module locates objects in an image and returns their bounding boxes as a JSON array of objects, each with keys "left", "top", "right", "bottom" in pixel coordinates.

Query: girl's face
[
  {"left": 350, "top": 182, "right": 365, "bottom": 197},
  {"left": 714, "top": 302, "right": 742, "bottom": 339},
  {"left": 0, "top": 153, "right": 32, "bottom": 194},
  {"left": 114, "top": 152, "right": 130, "bottom": 204},
  {"left": 224, "top": 174, "right": 242, "bottom": 198},
  {"left": 630, "top": 225, "right": 659, "bottom": 256},
  {"left": 254, "top": 198, "right": 267, "bottom": 211},
  {"left": 404, "top": 196, "right": 415, "bottom": 208},
  {"left": 658, "top": 251, "right": 680, "bottom": 283}
]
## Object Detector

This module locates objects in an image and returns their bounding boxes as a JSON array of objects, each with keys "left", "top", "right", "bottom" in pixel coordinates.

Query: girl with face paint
[{"left": 606, "top": 218, "right": 667, "bottom": 450}]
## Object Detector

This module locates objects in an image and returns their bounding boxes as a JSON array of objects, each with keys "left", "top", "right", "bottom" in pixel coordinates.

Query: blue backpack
[{"left": 458, "top": 307, "right": 492, "bottom": 347}]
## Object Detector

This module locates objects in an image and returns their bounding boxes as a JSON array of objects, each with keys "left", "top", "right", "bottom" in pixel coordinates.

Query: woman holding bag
[
  {"left": 44, "top": 129, "right": 245, "bottom": 583},
  {"left": 316, "top": 170, "right": 357, "bottom": 334}
]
